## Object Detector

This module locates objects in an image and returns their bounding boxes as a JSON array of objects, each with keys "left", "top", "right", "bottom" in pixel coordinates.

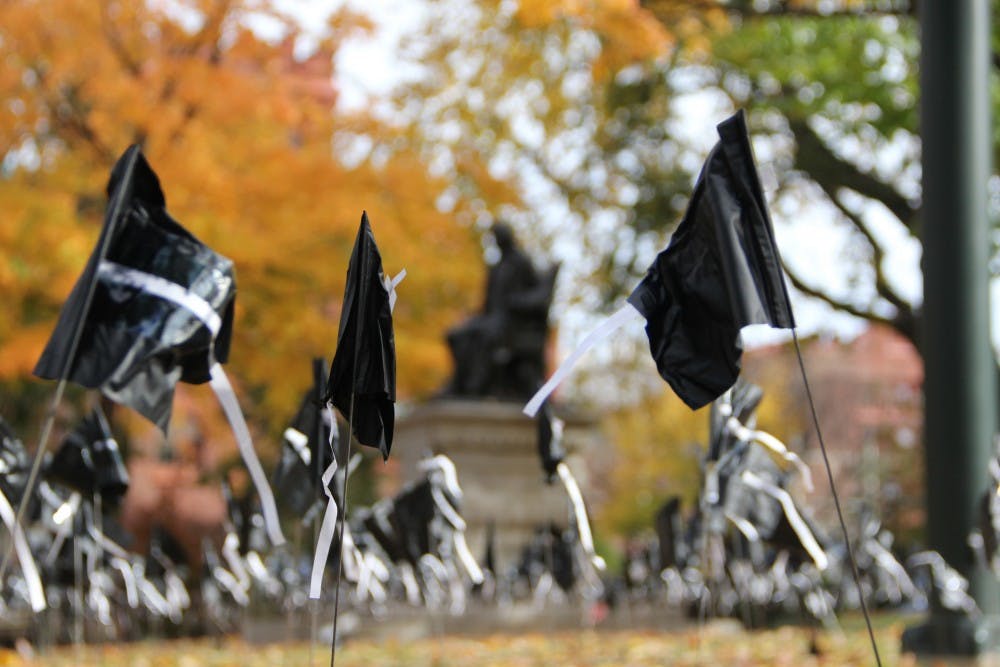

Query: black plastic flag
[
  {"left": 273, "top": 358, "right": 338, "bottom": 516},
  {"left": 523, "top": 109, "right": 794, "bottom": 418},
  {"left": 46, "top": 406, "right": 129, "bottom": 504},
  {"left": 33, "top": 145, "right": 235, "bottom": 432},
  {"left": 536, "top": 402, "right": 565, "bottom": 483},
  {"left": 324, "top": 212, "right": 397, "bottom": 460},
  {"left": 628, "top": 110, "right": 795, "bottom": 409},
  {"left": 33, "top": 145, "right": 284, "bottom": 545}
]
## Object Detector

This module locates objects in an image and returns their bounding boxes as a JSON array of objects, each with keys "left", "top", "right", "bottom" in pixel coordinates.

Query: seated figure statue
[{"left": 443, "top": 222, "right": 557, "bottom": 400}]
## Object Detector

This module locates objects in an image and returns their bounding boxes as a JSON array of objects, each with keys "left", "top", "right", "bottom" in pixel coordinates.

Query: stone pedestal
[{"left": 394, "top": 399, "right": 603, "bottom": 574}]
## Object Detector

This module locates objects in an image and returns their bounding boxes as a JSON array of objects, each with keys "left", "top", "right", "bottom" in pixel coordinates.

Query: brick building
[{"left": 743, "top": 325, "right": 925, "bottom": 543}]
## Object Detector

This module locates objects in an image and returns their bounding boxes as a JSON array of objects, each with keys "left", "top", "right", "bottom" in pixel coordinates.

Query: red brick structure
[{"left": 744, "top": 325, "right": 925, "bottom": 542}]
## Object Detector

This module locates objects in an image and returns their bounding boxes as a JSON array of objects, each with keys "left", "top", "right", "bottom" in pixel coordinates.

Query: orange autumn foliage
[{"left": 0, "top": 1, "right": 486, "bottom": 447}]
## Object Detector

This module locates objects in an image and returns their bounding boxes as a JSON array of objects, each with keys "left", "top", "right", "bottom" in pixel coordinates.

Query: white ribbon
[
  {"left": 524, "top": 303, "right": 642, "bottom": 417},
  {"left": 221, "top": 531, "right": 250, "bottom": 592},
  {"left": 0, "top": 487, "right": 45, "bottom": 612},
  {"left": 384, "top": 269, "right": 406, "bottom": 313},
  {"left": 357, "top": 552, "right": 389, "bottom": 604},
  {"left": 726, "top": 511, "right": 762, "bottom": 543},
  {"left": 555, "top": 462, "right": 606, "bottom": 571},
  {"left": 99, "top": 259, "right": 285, "bottom": 546},
  {"left": 212, "top": 565, "right": 249, "bottom": 607},
  {"left": 98, "top": 261, "right": 223, "bottom": 334},
  {"left": 454, "top": 531, "right": 484, "bottom": 585},
  {"left": 283, "top": 428, "right": 311, "bottom": 467},
  {"left": 308, "top": 404, "right": 342, "bottom": 599},
  {"left": 740, "top": 470, "right": 828, "bottom": 570},
  {"left": 210, "top": 364, "right": 285, "bottom": 546},
  {"left": 44, "top": 491, "right": 81, "bottom": 566},
  {"left": 342, "top": 523, "right": 362, "bottom": 584},
  {"left": 136, "top": 563, "right": 172, "bottom": 618},
  {"left": 309, "top": 456, "right": 339, "bottom": 600},
  {"left": 87, "top": 515, "right": 141, "bottom": 607},
  {"left": 727, "top": 417, "right": 814, "bottom": 492},
  {"left": 109, "top": 557, "right": 139, "bottom": 608}
]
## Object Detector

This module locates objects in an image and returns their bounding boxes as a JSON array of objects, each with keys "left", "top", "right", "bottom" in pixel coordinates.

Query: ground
[{"left": 0, "top": 616, "right": 936, "bottom": 666}]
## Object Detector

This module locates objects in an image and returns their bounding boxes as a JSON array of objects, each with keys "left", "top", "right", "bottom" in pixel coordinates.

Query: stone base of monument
[{"left": 394, "top": 399, "right": 605, "bottom": 574}]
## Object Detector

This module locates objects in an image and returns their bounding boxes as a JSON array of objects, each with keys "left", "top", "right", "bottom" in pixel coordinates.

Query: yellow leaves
[
  {"left": 16, "top": 624, "right": 910, "bottom": 666},
  {"left": 0, "top": 0, "right": 485, "bottom": 450},
  {"left": 598, "top": 388, "right": 707, "bottom": 536},
  {"left": 633, "top": 0, "right": 732, "bottom": 59},
  {"left": 513, "top": 0, "right": 675, "bottom": 79},
  {"left": 515, "top": 0, "right": 574, "bottom": 27},
  {"left": 0, "top": 325, "right": 49, "bottom": 378}
]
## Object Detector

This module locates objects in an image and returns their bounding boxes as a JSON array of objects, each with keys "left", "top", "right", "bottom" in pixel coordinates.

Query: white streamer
[
  {"left": 740, "top": 470, "right": 828, "bottom": 570},
  {"left": 109, "top": 557, "right": 139, "bottom": 608},
  {"left": 556, "top": 462, "right": 606, "bottom": 571},
  {"left": 0, "top": 487, "right": 45, "bottom": 611},
  {"left": 309, "top": 456, "right": 339, "bottom": 600},
  {"left": 284, "top": 428, "right": 311, "bottom": 467},
  {"left": 99, "top": 261, "right": 223, "bottom": 335},
  {"left": 453, "top": 531, "right": 484, "bottom": 585},
  {"left": 100, "top": 260, "right": 286, "bottom": 546},
  {"left": 384, "top": 269, "right": 406, "bottom": 313},
  {"left": 727, "top": 417, "right": 814, "bottom": 492},
  {"left": 210, "top": 364, "right": 285, "bottom": 546},
  {"left": 222, "top": 532, "right": 250, "bottom": 592},
  {"left": 524, "top": 303, "right": 642, "bottom": 417}
]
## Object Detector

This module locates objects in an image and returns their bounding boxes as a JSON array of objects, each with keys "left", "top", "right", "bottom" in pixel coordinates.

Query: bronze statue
[{"left": 442, "top": 222, "right": 557, "bottom": 400}]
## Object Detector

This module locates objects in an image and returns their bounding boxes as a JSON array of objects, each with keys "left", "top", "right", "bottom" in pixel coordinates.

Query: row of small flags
[{"left": 12, "top": 108, "right": 797, "bottom": 658}]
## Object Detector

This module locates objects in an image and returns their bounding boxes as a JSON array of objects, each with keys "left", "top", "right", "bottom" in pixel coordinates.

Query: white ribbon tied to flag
[
  {"left": 309, "top": 405, "right": 341, "bottom": 600},
  {"left": 556, "top": 462, "right": 606, "bottom": 571},
  {"left": 523, "top": 303, "right": 642, "bottom": 417},
  {"left": 384, "top": 269, "right": 406, "bottom": 313},
  {"left": 739, "top": 470, "right": 828, "bottom": 570},
  {"left": 99, "top": 260, "right": 286, "bottom": 546}
]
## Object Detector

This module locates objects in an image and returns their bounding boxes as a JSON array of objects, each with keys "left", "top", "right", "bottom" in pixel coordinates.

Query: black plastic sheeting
[
  {"left": 45, "top": 406, "right": 129, "bottom": 504},
  {"left": 34, "top": 145, "right": 236, "bottom": 432},
  {"left": 272, "top": 358, "right": 338, "bottom": 517},
  {"left": 324, "top": 212, "right": 396, "bottom": 460},
  {"left": 628, "top": 110, "right": 795, "bottom": 410},
  {"left": 536, "top": 401, "right": 566, "bottom": 483}
]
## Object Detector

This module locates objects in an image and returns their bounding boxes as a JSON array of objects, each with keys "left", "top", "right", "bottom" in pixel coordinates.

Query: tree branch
[
  {"left": 789, "top": 118, "right": 919, "bottom": 233},
  {"left": 794, "top": 156, "right": 914, "bottom": 321},
  {"left": 782, "top": 259, "right": 894, "bottom": 325}
]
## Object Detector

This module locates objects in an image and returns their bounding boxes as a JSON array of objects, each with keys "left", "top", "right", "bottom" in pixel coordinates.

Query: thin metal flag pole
[
  {"left": 0, "top": 149, "right": 139, "bottom": 584},
  {"left": 792, "top": 330, "right": 882, "bottom": 666},
  {"left": 329, "top": 220, "right": 373, "bottom": 667},
  {"left": 328, "top": 402, "right": 355, "bottom": 667},
  {"left": 309, "top": 358, "right": 327, "bottom": 667}
]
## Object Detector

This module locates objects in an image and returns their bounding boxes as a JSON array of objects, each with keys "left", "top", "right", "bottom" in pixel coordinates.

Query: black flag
[
  {"left": 45, "top": 406, "right": 129, "bottom": 504},
  {"left": 628, "top": 110, "right": 795, "bottom": 409},
  {"left": 33, "top": 145, "right": 236, "bottom": 431},
  {"left": 324, "top": 212, "right": 396, "bottom": 460},
  {"left": 272, "top": 358, "right": 338, "bottom": 516},
  {"left": 536, "top": 402, "right": 565, "bottom": 483}
]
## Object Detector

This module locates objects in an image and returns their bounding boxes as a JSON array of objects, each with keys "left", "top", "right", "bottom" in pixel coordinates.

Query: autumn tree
[
  {"left": 639, "top": 0, "right": 1000, "bottom": 354},
  {"left": 0, "top": 1, "right": 487, "bottom": 451},
  {"left": 386, "top": 0, "right": 935, "bottom": 537}
]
